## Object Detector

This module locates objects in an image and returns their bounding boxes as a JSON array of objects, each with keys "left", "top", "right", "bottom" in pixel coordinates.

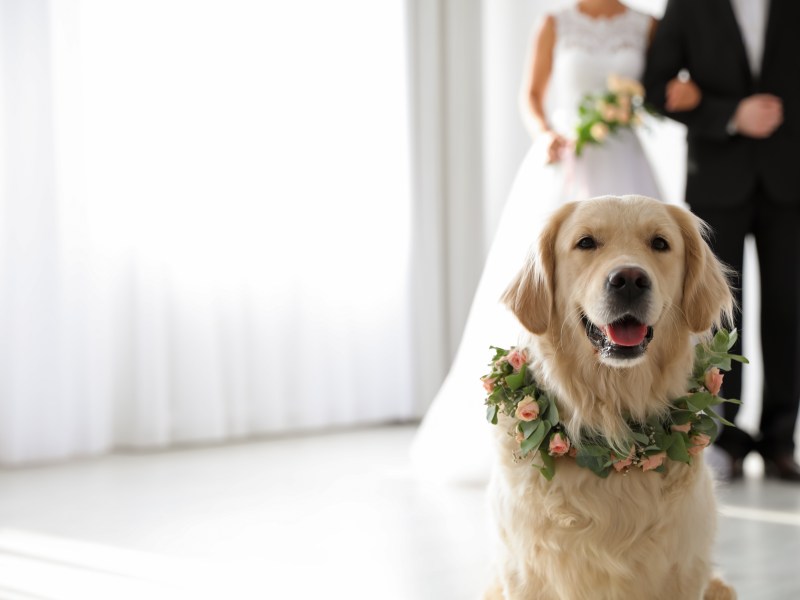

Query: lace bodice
[{"left": 547, "top": 6, "right": 652, "bottom": 135}]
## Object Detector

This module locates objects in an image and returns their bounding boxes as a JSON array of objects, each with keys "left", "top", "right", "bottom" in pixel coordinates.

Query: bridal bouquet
[{"left": 574, "top": 74, "right": 652, "bottom": 156}]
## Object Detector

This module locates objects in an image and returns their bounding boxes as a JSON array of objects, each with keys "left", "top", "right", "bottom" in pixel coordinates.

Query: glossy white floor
[{"left": 0, "top": 424, "right": 798, "bottom": 600}]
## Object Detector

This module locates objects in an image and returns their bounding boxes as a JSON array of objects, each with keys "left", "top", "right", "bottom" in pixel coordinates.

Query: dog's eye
[
  {"left": 651, "top": 236, "right": 670, "bottom": 252},
  {"left": 576, "top": 236, "right": 597, "bottom": 250}
]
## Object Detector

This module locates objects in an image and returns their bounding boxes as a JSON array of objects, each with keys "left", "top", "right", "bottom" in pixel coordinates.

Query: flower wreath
[{"left": 482, "top": 329, "right": 748, "bottom": 480}]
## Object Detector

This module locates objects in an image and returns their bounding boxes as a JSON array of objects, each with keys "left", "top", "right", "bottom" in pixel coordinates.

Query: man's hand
[
  {"left": 665, "top": 77, "right": 702, "bottom": 112},
  {"left": 733, "top": 94, "right": 783, "bottom": 138}
]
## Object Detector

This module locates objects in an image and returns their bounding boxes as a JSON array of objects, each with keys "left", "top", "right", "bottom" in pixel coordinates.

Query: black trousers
[{"left": 692, "top": 183, "right": 800, "bottom": 459}]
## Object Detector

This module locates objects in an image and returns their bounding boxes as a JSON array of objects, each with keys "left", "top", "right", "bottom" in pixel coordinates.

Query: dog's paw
[{"left": 703, "top": 577, "right": 736, "bottom": 600}]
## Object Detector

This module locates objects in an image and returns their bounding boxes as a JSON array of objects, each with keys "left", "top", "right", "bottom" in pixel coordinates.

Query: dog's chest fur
[{"left": 489, "top": 431, "right": 717, "bottom": 599}]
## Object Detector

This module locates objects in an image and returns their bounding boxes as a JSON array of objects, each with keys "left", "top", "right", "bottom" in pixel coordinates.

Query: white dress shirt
[{"left": 729, "top": 0, "right": 770, "bottom": 77}]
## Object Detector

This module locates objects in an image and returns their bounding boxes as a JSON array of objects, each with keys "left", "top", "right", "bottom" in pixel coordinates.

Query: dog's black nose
[{"left": 606, "top": 266, "right": 651, "bottom": 301}]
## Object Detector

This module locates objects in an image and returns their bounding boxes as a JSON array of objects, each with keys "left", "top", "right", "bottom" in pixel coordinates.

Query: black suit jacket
[{"left": 643, "top": 0, "right": 800, "bottom": 208}]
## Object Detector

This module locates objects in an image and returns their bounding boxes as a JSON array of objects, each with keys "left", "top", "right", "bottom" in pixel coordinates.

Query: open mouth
[{"left": 582, "top": 314, "right": 654, "bottom": 360}]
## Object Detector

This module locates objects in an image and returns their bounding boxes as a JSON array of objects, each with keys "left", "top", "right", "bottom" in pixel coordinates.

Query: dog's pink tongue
[{"left": 605, "top": 321, "right": 648, "bottom": 347}]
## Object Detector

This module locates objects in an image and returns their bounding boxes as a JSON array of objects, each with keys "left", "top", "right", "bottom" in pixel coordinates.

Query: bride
[{"left": 410, "top": 0, "right": 699, "bottom": 484}]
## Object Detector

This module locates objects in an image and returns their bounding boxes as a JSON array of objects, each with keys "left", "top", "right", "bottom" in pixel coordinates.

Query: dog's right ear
[
  {"left": 502, "top": 203, "right": 574, "bottom": 334},
  {"left": 502, "top": 252, "right": 551, "bottom": 334}
]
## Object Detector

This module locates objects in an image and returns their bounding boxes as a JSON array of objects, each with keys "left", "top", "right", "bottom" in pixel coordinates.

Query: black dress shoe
[
  {"left": 763, "top": 454, "right": 800, "bottom": 482},
  {"left": 709, "top": 445, "right": 745, "bottom": 481}
]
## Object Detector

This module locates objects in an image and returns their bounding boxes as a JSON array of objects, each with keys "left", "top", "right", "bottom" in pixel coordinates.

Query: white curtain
[
  {"left": 3, "top": 0, "right": 726, "bottom": 467},
  {"left": 0, "top": 0, "right": 415, "bottom": 464}
]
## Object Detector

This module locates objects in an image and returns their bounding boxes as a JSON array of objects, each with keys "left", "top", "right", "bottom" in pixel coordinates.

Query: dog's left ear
[
  {"left": 502, "top": 203, "right": 576, "bottom": 334},
  {"left": 667, "top": 205, "right": 734, "bottom": 333}
]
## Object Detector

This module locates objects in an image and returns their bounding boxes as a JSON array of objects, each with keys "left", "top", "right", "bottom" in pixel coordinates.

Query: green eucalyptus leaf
[
  {"left": 520, "top": 421, "right": 548, "bottom": 455},
  {"left": 489, "top": 387, "right": 505, "bottom": 404},
  {"left": 653, "top": 430, "right": 674, "bottom": 451},
  {"left": 578, "top": 444, "right": 611, "bottom": 458},
  {"left": 725, "top": 328, "right": 738, "bottom": 350},
  {"left": 575, "top": 452, "right": 598, "bottom": 469},
  {"left": 505, "top": 366, "right": 526, "bottom": 391},
  {"left": 686, "top": 391, "right": 714, "bottom": 411},
  {"left": 489, "top": 346, "right": 508, "bottom": 363},
  {"left": 486, "top": 405, "right": 498, "bottom": 425},
  {"left": 711, "top": 329, "right": 731, "bottom": 353},
  {"left": 575, "top": 454, "right": 611, "bottom": 478},
  {"left": 708, "top": 407, "right": 735, "bottom": 427},
  {"left": 538, "top": 451, "right": 556, "bottom": 480},
  {"left": 672, "top": 395, "right": 692, "bottom": 410},
  {"left": 712, "top": 356, "right": 733, "bottom": 371},
  {"left": 541, "top": 420, "right": 552, "bottom": 433},
  {"left": 545, "top": 397, "right": 559, "bottom": 424},
  {"left": 670, "top": 410, "right": 695, "bottom": 425},
  {"left": 519, "top": 418, "right": 539, "bottom": 439},
  {"left": 696, "top": 418, "right": 719, "bottom": 442},
  {"left": 666, "top": 432, "right": 690, "bottom": 463}
]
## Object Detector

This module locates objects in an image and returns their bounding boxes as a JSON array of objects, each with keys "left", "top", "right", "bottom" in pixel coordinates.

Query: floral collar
[{"left": 482, "top": 329, "right": 747, "bottom": 480}]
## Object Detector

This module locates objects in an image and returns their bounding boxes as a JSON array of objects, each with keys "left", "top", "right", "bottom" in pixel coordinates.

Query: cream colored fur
[{"left": 485, "top": 196, "right": 736, "bottom": 600}]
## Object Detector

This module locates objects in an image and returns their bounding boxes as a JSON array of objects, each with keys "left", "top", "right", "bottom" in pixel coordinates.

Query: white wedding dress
[{"left": 410, "top": 6, "right": 662, "bottom": 485}]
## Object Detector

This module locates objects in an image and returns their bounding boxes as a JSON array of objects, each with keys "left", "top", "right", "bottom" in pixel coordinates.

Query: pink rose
[
  {"left": 482, "top": 377, "right": 496, "bottom": 393},
  {"left": 507, "top": 349, "right": 528, "bottom": 371},
  {"left": 671, "top": 422, "right": 691, "bottom": 434},
  {"left": 704, "top": 368, "right": 724, "bottom": 396},
  {"left": 640, "top": 452, "right": 667, "bottom": 472},
  {"left": 617, "top": 105, "right": 632, "bottom": 124},
  {"left": 607, "top": 74, "right": 623, "bottom": 93},
  {"left": 515, "top": 396, "right": 540, "bottom": 422},
  {"left": 590, "top": 122, "right": 609, "bottom": 142},
  {"left": 688, "top": 433, "right": 711, "bottom": 456},
  {"left": 599, "top": 102, "right": 617, "bottom": 122},
  {"left": 607, "top": 75, "right": 644, "bottom": 98},
  {"left": 548, "top": 432, "right": 570, "bottom": 456},
  {"left": 612, "top": 446, "right": 635, "bottom": 472}
]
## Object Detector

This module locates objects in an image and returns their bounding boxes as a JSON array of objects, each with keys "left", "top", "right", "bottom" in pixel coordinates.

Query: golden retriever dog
[{"left": 484, "top": 195, "right": 736, "bottom": 600}]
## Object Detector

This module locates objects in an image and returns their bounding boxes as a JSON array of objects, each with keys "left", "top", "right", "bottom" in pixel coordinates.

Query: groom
[{"left": 644, "top": 0, "right": 800, "bottom": 481}]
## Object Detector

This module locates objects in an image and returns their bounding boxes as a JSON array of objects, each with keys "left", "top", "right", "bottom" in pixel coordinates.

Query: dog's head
[{"left": 503, "top": 195, "right": 733, "bottom": 369}]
